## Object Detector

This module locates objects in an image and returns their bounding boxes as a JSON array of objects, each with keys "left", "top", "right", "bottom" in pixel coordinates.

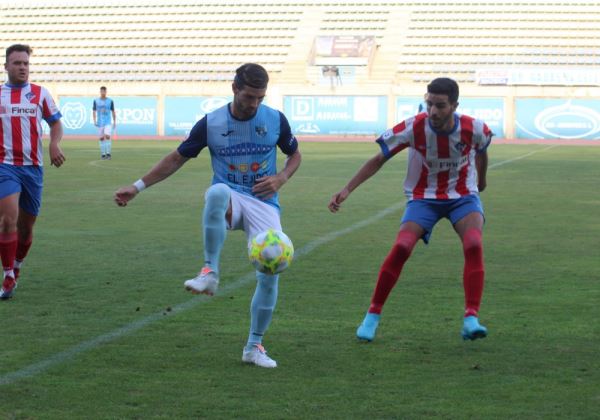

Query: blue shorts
[
  {"left": 0, "top": 164, "right": 44, "bottom": 216},
  {"left": 401, "top": 194, "right": 484, "bottom": 244}
]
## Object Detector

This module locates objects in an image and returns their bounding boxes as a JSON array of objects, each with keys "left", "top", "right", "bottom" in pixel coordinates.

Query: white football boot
[
  {"left": 242, "top": 344, "right": 277, "bottom": 368},
  {"left": 184, "top": 267, "right": 219, "bottom": 296}
]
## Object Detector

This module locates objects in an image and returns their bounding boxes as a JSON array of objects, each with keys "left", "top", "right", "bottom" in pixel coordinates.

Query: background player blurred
[
  {"left": 0, "top": 44, "right": 66, "bottom": 300},
  {"left": 114, "top": 63, "right": 302, "bottom": 368},
  {"left": 329, "top": 77, "right": 492, "bottom": 342},
  {"left": 93, "top": 86, "right": 116, "bottom": 160}
]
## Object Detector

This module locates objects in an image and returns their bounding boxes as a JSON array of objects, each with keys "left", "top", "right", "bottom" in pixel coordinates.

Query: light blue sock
[
  {"left": 245, "top": 271, "right": 279, "bottom": 350},
  {"left": 99, "top": 140, "right": 105, "bottom": 155},
  {"left": 106, "top": 139, "right": 112, "bottom": 154},
  {"left": 202, "top": 183, "right": 230, "bottom": 272}
]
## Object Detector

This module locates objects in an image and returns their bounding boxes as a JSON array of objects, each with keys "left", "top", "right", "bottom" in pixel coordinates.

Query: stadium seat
[{"left": 3, "top": 0, "right": 599, "bottom": 87}]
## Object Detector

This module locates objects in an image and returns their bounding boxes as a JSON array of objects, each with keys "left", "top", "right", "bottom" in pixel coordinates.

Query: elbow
[{"left": 287, "top": 149, "right": 302, "bottom": 166}]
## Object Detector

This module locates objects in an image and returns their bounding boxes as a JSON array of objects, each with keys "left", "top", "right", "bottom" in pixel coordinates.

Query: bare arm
[
  {"left": 328, "top": 151, "right": 387, "bottom": 213},
  {"left": 252, "top": 149, "right": 302, "bottom": 200},
  {"left": 475, "top": 150, "right": 488, "bottom": 192},
  {"left": 112, "top": 109, "right": 117, "bottom": 128},
  {"left": 48, "top": 120, "right": 65, "bottom": 167},
  {"left": 114, "top": 150, "right": 190, "bottom": 207}
]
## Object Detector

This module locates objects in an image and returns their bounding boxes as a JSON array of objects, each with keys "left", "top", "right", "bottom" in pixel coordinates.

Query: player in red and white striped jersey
[
  {"left": 0, "top": 44, "right": 65, "bottom": 299},
  {"left": 329, "top": 78, "right": 492, "bottom": 342}
]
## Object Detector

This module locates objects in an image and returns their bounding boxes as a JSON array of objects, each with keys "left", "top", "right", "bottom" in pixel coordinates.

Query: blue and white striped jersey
[
  {"left": 93, "top": 97, "right": 114, "bottom": 126},
  {"left": 178, "top": 103, "right": 298, "bottom": 209}
]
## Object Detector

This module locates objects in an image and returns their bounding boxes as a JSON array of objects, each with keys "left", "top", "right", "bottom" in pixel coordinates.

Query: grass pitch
[{"left": 0, "top": 140, "right": 598, "bottom": 419}]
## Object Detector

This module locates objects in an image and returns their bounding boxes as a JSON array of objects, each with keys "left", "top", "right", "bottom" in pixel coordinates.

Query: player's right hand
[
  {"left": 328, "top": 187, "right": 350, "bottom": 213},
  {"left": 114, "top": 186, "right": 138, "bottom": 207}
]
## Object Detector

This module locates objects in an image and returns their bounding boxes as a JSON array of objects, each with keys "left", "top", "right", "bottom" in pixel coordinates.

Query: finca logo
[{"left": 61, "top": 102, "right": 87, "bottom": 130}]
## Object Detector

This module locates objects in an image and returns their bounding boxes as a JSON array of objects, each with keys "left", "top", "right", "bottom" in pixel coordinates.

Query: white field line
[
  {"left": 488, "top": 144, "right": 559, "bottom": 169},
  {"left": 0, "top": 145, "right": 557, "bottom": 386}
]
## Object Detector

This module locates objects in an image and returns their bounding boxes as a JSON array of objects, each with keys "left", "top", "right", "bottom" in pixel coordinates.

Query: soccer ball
[{"left": 248, "top": 229, "right": 294, "bottom": 275}]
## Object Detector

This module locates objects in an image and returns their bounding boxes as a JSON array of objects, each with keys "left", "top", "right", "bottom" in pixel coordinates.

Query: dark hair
[
  {"left": 5, "top": 44, "right": 32, "bottom": 63},
  {"left": 233, "top": 63, "right": 269, "bottom": 90},
  {"left": 100, "top": 86, "right": 107, "bottom": 90},
  {"left": 427, "top": 77, "right": 459, "bottom": 103}
]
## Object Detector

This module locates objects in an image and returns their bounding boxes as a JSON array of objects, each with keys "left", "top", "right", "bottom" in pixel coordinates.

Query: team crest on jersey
[
  {"left": 454, "top": 142, "right": 467, "bottom": 152},
  {"left": 251, "top": 162, "right": 260, "bottom": 172},
  {"left": 255, "top": 125, "right": 267, "bottom": 137},
  {"left": 381, "top": 128, "right": 394, "bottom": 140},
  {"left": 239, "top": 164, "right": 248, "bottom": 173},
  {"left": 25, "top": 92, "right": 36, "bottom": 101}
]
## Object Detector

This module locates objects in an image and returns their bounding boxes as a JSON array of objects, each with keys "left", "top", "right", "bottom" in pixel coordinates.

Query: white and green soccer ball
[{"left": 248, "top": 229, "right": 294, "bottom": 275}]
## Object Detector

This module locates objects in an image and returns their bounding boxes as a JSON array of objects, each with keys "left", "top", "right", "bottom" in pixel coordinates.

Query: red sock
[
  {"left": 368, "top": 230, "right": 419, "bottom": 314},
  {"left": 0, "top": 232, "right": 18, "bottom": 275},
  {"left": 462, "top": 228, "right": 485, "bottom": 317},
  {"left": 16, "top": 234, "right": 33, "bottom": 261}
]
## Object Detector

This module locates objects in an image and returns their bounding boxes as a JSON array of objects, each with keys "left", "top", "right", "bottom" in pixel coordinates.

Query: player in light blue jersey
[
  {"left": 114, "top": 64, "right": 302, "bottom": 368},
  {"left": 93, "top": 86, "right": 116, "bottom": 160}
]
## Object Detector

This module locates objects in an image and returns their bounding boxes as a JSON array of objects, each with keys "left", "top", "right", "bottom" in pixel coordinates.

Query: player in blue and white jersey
[
  {"left": 93, "top": 86, "right": 116, "bottom": 160},
  {"left": 114, "top": 64, "right": 302, "bottom": 368}
]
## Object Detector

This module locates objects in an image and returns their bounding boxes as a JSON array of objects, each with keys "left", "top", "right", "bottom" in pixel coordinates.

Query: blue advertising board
[
  {"left": 59, "top": 96, "right": 158, "bottom": 136},
  {"left": 515, "top": 99, "right": 600, "bottom": 140},
  {"left": 395, "top": 97, "right": 505, "bottom": 138},
  {"left": 164, "top": 96, "right": 231, "bottom": 137},
  {"left": 283, "top": 96, "right": 387, "bottom": 135}
]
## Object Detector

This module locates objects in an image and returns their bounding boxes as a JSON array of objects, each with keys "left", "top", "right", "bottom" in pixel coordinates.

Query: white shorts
[
  {"left": 225, "top": 189, "right": 282, "bottom": 243},
  {"left": 98, "top": 125, "right": 112, "bottom": 138}
]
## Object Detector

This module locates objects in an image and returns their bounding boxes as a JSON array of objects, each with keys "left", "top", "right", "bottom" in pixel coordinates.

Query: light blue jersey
[
  {"left": 178, "top": 103, "right": 298, "bottom": 209},
  {"left": 93, "top": 97, "right": 114, "bottom": 127}
]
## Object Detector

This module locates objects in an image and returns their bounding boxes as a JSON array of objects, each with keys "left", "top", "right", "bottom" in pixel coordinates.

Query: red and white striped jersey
[
  {"left": 376, "top": 112, "right": 492, "bottom": 200},
  {"left": 0, "top": 83, "right": 62, "bottom": 166}
]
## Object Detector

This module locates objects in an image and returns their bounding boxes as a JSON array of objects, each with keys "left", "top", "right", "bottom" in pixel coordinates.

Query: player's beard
[
  {"left": 430, "top": 113, "right": 452, "bottom": 131},
  {"left": 235, "top": 102, "right": 257, "bottom": 120},
  {"left": 10, "top": 70, "right": 28, "bottom": 85}
]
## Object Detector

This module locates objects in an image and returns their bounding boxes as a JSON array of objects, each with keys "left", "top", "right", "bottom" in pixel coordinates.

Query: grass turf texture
[{"left": 0, "top": 140, "right": 598, "bottom": 419}]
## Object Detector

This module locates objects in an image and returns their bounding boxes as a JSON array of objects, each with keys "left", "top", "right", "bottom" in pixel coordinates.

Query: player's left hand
[
  {"left": 49, "top": 144, "right": 66, "bottom": 167},
  {"left": 252, "top": 174, "right": 286, "bottom": 200},
  {"left": 328, "top": 187, "right": 350, "bottom": 213}
]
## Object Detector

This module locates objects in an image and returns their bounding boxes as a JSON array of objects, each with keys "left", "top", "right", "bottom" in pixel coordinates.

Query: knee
[
  {"left": 0, "top": 213, "right": 18, "bottom": 233},
  {"left": 205, "top": 184, "right": 230, "bottom": 214},
  {"left": 391, "top": 231, "right": 418, "bottom": 260},
  {"left": 391, "top": 241, "right": 413, "bottom": 261},
  {"left": 462, "top": 228, "right": 483, "bottom": 253}
]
